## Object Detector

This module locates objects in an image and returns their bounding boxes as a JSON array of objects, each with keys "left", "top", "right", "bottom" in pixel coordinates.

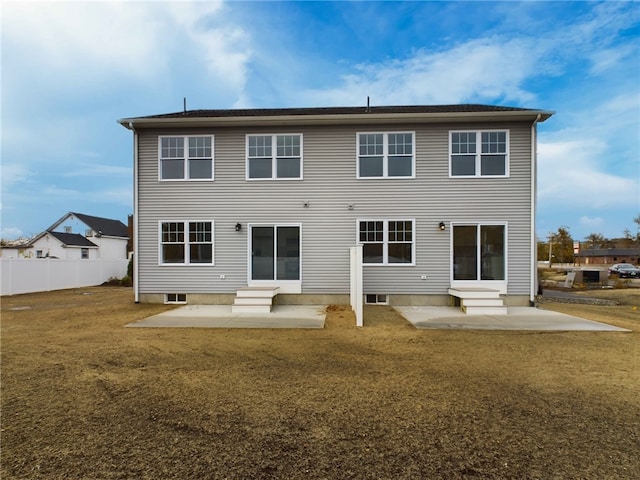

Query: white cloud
[
  {"left": 1, "top": 227, "right": 24, "bottom": 240},
  {"left": 2, "top": 1, "right": 250, "bottom": 95},
  {"left": 62, "top": 164, "right": 131, "bottom": 178},
  {"left": 88, "top": 187, "right": 133, "bottom": 208},
  {"left": 0, "top": 164, "right": 33, "bottom": 188},
  {"left": 538, "top": 137, "right": 638, "bottom": 209},
  {"left": 301, "top": 37, "right": 539, "bottom": 106},
  {"left": 2, "top": 2, "right": 163, "bottom": 79},
  {"left": 579, "top": 216, "right": 605, "bottom": 229}
]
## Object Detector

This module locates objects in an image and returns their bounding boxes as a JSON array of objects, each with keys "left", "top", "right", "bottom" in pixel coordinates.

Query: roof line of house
[{"left": 119, "top": 104, "right": 554, "bottom": 129}]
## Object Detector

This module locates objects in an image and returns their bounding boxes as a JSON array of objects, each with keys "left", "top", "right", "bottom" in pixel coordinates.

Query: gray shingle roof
[
  {"left": 127, "top": 104, "right": 546, "bottom": 120},
  {"left": 70, "top": 212, "right": 128, "bottom": 238},
  {"left": 48, "top": 232, "right": 98, "bottom": 247}
]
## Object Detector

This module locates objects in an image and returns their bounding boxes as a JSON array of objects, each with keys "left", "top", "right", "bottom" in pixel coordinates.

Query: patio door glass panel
[
  {"left": 453, "top": 226, "right": 478, "bottom": 280},
  {"left": 480, "top": 225, "right": 505, "bottom": 280},
  {"left": 251, "top": 227, "right": 275, "bottom": 280},
  {"left": 453, "top": 224, "right": 505, "bottom": 281},
  {"left": 251, "top": 226, "right": 300, "bottom": 281},
  {"left": 276, "top": 227, "right": 300, "bottom": 280}
]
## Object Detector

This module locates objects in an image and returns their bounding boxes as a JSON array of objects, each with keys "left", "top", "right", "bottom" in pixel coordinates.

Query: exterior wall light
[
  {"left": 439, "top": 221, "right": 446, "bottom": 231},
  {"left": 235, "top": 223, "right": 242, "bottom": 232}
]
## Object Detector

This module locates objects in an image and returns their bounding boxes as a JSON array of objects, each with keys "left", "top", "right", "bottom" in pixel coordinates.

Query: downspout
[
  {"left": 129, "top": 122, "right": 140, "bottom": 303},
  {"left": 530, "top": 114, "right": 541, "bottom": 306}
]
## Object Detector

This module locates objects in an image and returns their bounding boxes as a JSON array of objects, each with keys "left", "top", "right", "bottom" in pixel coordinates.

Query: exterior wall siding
[{"left": 136, "top": 121, "right": 533, "bottom": 299}]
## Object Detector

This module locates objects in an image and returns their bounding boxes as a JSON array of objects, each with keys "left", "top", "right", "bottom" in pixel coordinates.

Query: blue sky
[{"left": 2, "top": 1, "right": 639, "bottom": 241}]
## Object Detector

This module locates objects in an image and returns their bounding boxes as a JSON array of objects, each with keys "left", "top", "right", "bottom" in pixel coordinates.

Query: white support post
[{"left": 350, "top": 245, "right": 363, "bottom": 327}]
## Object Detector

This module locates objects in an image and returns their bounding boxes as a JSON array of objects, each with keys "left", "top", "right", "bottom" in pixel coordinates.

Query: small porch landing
[
  {"left": 232, "top": 286, "right": 280, "bottom": 314},
  {"left": 448, "top": 287, "right": 508, "bottom": 315}
]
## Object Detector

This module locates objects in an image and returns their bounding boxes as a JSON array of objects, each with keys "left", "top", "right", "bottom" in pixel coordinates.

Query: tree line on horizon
[{"left": 537, "top": 215, "right": 640, "bottom": 264}]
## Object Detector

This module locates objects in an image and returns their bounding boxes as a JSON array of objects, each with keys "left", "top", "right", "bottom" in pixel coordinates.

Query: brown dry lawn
[{"left": 2, "top": 287, "right": 639, "bottom": 479}]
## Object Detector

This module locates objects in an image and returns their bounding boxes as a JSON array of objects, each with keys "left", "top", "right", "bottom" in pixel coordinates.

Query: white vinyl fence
[
  {"left": 350, "top": 244, "right": 363, "bottom": 327},
  {"left": 0, "top": 258, "right": 129, "bottom": 296}
]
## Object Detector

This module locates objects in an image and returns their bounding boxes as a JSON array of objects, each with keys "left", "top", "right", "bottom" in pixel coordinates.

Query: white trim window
[
  {"left": 452, "top": 224, "right": 506, "bottom": 281},
  {"left": 357, "top": 132, "right": 415, "bottom": 178},
  {"left": 159, "top": 221, "right": 214, "bottom": 265},
  {"left": 246, "top": 134, "right": 303, "bottom": 180},
  {"left": 450, "top": 130, "right": 509, "bottom": 177},
  {"left": 159, "top": 135, "right": 214, "bottom": 180},
  {"left": 358, "top": 219, "right": 415, "bottom": 265}
]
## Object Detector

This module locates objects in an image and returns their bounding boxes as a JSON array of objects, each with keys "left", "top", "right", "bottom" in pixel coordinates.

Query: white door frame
[
  {"left": 247, "top": 223, "right": 302, "bottom": 294},
  {"left": 449, "top": 222, "right": 508, "bottom": 294}
]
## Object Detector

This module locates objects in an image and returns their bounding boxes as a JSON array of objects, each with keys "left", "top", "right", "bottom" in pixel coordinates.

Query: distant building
[
  {"left": 576, "top": 248, "right": 640, "bottom": 265},
  {"left": 0, "top": 212, "right": 129, "bottom": 260}
]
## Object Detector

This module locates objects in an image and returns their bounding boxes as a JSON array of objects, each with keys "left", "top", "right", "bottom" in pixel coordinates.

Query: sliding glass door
[
  {"left": 250, "top": 225, "right": 301, "bottom": 286},
  {"left": 453, "top": 224, "right": 505, "bottom": 281}
]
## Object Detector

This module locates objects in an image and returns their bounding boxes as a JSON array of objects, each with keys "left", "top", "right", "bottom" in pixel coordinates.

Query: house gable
[{"left": 48, "top": 212, "right": 128, "bottom": 239}]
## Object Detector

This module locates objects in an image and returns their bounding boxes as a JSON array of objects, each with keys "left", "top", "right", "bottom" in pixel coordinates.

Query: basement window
[
  {"left": 365, "top": 294, "right": 388, "bottom": 305},
  {"left": 165, "top": 293, "right": 187, "bottom": 304}
]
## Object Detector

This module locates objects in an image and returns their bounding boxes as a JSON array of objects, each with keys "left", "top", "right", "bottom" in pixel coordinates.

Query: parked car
[{"left": 609, "top": 263, "right": 640, "bottom": 278}]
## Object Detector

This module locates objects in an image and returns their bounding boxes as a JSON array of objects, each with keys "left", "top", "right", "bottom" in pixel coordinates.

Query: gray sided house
[{"left": 119, "top": 104, "right": 553, "bottom": 307}]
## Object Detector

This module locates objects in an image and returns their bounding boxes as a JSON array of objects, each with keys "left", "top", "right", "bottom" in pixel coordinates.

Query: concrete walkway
[
  {"left": 394, "top": 306, "right": 630, "bottom": 331},
  {"left": 128, "top": 304, "right": 629, "bottom": 332},
  {"left": 127, "top": 304, "right": 326, "bottom": 329}
]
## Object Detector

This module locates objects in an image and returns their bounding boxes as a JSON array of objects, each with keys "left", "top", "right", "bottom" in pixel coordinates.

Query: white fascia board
[{"left": 119, "top": 110, "right": 554, "bottom": 130}]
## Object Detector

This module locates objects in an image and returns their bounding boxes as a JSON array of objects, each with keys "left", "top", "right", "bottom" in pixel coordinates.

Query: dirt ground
[{"left": 2, "top": 287, "right": 639, "bottom": 479}]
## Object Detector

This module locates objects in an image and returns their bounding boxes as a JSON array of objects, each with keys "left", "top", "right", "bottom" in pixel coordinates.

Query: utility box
[{"left": 571, "top": 269, "right": 608, "bottom": 285}]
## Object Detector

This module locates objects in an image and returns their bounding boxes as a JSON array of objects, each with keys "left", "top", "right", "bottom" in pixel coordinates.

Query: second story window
[
  {"left": 357, "top": 132, "right": 415, "bottom": 178},
  {"left": 247, "top": 134, "right": 303, "bottom": 180},
  {"left": 450, "top": 130, "right": 509, "bottom": 177},
  {"left": 159, "top": 136, "right": 214, "bottom": 181}
]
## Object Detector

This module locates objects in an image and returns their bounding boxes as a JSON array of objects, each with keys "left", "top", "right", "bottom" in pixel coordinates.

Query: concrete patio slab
[
  {"left": 394, "top": 306, "right": 630, "bottom": 332},
  {"left": 127, "top": 304, "right": 326, "bottom": 329}
]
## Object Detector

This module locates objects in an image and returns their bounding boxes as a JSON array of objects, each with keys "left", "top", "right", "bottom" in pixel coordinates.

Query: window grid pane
[
  {"left": 359, "top": 134, "right": 384, "bottom": 156},
  {"left": 248, "top": 136, "right": 272, "bottom": 158},
  {"left": 359, "top": 221, "right": 384, "bottom": 242},
  {"left": 452, "top": 132, "right": 476, "bottom": 154},
  {"left": 188, "top": 137, "right": 212, "bottom": 158},
  {"left": 388, "top": 133, "right": 412, "bottom": 155},
  {"left": 388, "top": 221, "right": 412, "bottom": 242},
  {"left": 276, "top": 135, "right": 300, "bottom": 158},
  {"left": 162, "top": 222, "right": 184, "bottom": 243},
  {"left": 189, "top": 222, "right": 212, "bottom": 243},
  {"left": 161, "top": 137, "right": 184, "bottom": 158},
  {"left": 481, "top": 132, "right": 506, "bottom": 154}
]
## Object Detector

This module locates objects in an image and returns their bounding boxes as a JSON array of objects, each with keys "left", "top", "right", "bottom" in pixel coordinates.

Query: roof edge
[{"left": 119, "top": 105, "right": 554, "bottom": 129}]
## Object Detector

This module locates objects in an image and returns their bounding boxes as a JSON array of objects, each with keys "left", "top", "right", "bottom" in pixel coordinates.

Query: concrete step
[
  {"left": 461, "top": 299, "right": 505, "bottom": 307},
  {"left": 236, "top": 287, "right": 280, "bottom": 298},
  {"left": 448, "top": 287, "right": 501, "bottom": 299},
  {"left": 462, "top": 305, "right": 509, "bottom": 315},
  {"left": 233, "top": 297, "right": 273, "bottom": 306},
  {"left": 231, "top": 304, "right": 273, "bottom": 314}
]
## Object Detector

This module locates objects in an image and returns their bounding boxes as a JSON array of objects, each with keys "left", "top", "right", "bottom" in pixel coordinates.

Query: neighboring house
[
  {"left": 576, "top": 248, "right": 640, "bottom": 265},
  {"left": 0, "top": 239, "right": 34, "bottom": 258},
  {"left": 1, "top": 212, "right": 129, "bottom": 260},
  {"left": 119, "top": 104, "right": 553, "bottom": 307}
]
